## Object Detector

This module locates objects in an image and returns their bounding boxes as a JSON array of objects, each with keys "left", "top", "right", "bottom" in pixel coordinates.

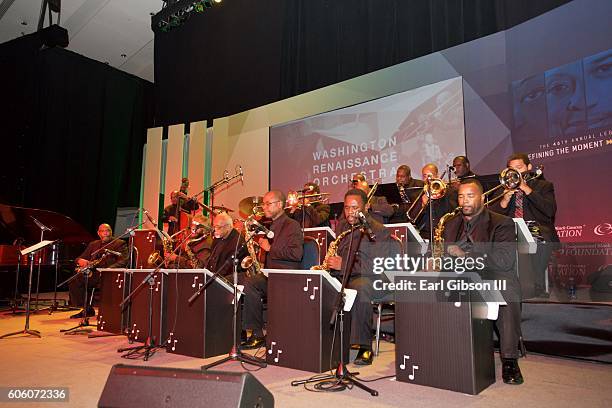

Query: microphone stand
[
  {"left": 202, "top": 231, "right": 267, "bottom": 370},
  {"left": 116, "top": 230, "right": 193, "bottom": 361},
  {"left": 57, "top": 254, "right": 111, "bottom": 335},
  {"left": 291, "top": 224, "right": 378, "bottom": 396}
]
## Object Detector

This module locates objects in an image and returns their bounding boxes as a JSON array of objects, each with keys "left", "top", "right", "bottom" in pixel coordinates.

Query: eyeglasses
[{"left": 262, "top": 200, "right": 280, "bottom": 207}]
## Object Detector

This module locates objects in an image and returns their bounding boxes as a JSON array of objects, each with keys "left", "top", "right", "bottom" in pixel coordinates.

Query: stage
[{"left": 1, "top": 303, "right": 610, "bottom": 407}]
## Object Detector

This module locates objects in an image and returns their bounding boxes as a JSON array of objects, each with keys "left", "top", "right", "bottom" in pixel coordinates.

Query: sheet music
[
  {"left": 21, "top": 240, "right": 56, "bottom": 255},
  {"left": 304, "top": 226, "right": 336, "bottom": 239}
]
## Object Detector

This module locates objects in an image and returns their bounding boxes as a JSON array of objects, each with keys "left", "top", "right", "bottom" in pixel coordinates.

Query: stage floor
[{"left": 0, "top": 306, "right": 611, "bottom": 408}]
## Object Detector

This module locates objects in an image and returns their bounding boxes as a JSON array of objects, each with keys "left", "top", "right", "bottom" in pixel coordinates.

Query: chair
[
  {"left": 300, "top": 236, "right": 320, "bottom": 270},
  {"left": 372, "top": 234, "right": 403, "bottom": 356}
]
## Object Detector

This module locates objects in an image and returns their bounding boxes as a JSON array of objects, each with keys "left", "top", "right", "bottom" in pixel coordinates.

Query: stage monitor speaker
[{"left": 98, "top": 364, "right": 274, "bottom": 408}]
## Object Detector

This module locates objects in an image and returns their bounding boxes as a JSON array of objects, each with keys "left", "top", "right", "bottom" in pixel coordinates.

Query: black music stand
[
  {"left": 201, "top": 233, "right": 267, "bottom": 370},
  {"left": 117, "top": 266, "right": 164, "bottom": 361},
  {"left": 291, "top": 225, "right": 378, "bottom": 396},
  {"left": 0, "top": 240, "right": 55, "bottom": 339}
]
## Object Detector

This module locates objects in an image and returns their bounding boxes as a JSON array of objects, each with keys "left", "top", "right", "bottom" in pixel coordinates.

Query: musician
[
  {"left": 327, "top": 188, "right": 394, "bottom": 365},
  {"left": 408, "top": 163, "right": 457, "bottom": 241},
  {"left": 383, "top": 165, "right": 425, "bottom": 223},
  {"left": 492, "top": 152, "right": 559, "bottom": 296},
  {"left": 443, "top": 179, "right": 523, "bottom": 384},
  {"left": 353, "top": 175, "right": 394, "bottom": 224},
  {"left": 241, "top": 190, "right": 304, "bottom": 349},
  {"left": 162, "top": 190, "right": 200, "bottom": 235},
  {"left": 285, "top": 182, "right": 331, "bottom": 228},
  {"left": 69, "top": 224, "right": 127, "bottom": 318},
  {"left": 452, "top": 156, "right": 476, "bottom": 180},
  {"left": 163, "top": 214, "right": 213, "bottom": 268},
  {"left": 205, "top": 212, "right": 246, "bottom": 277}
]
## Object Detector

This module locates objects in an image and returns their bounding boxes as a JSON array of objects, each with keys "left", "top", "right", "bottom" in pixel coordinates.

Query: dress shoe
[
  {"left": 354, "top": 348, "right": 373, "bottom": 366},
  {"left": 241, "top": 336, "right": 266, "bottom": 350},
  {"left": 502, "top": 358, "right": 524, "bottom": 385},
  {"left": 70, "top": 307, "right": 95, "bottom": 319}
]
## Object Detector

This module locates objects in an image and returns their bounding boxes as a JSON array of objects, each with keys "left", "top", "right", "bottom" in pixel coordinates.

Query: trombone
[
  {"left": 285, "top": 191, "right": 330, "bottom": 209},
  {"left": 484, "top": 166, "right": 543, "bottom": 206},
  {"left": 406, "top": 177, "right": 447, "bottom": 223}
]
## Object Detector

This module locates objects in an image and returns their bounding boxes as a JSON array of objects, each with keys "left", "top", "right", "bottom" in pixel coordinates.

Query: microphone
[
  {"left": 301, "top": 185, "right": 315, "bottom": 193},
  {"left": 143, "top": 209, "right": 157, "bottom": 225},
  {"left": 104, "top": 249, "right": 122, "bottom": 257},
  {"left": 239, "top": 165, "right": 244, "bottom": 184},
  {"left": 248, "top": 217, "right": 274, "bottom": 239},
  {"left": 357, "top": 211, "right": 376, "bottom": 241}
]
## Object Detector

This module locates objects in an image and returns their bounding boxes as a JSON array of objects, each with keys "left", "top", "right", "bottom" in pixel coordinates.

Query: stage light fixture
[{"left": 152, "top": 0, "right": 224, "bottom": 33}]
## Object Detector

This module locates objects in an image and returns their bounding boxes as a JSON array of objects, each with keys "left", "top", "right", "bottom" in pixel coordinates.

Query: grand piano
[{"left": 0, "top": 203, "right": 94, "bottom": 303}]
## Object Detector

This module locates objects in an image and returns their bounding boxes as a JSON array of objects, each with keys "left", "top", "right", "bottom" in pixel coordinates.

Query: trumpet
[
  {"left": 484, "top": 166, "right": 543, "bottom": 206},
  {"left": 285, "top": 191, "right": 330, "bottom": 209}
]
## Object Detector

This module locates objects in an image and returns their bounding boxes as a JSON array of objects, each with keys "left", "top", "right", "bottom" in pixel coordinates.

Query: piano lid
[{"left": 0, "top": 204, "right": 94, "bottom": 246}]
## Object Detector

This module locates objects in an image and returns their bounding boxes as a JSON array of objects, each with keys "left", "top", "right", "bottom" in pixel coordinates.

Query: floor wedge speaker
[{"left": 98, "top": 364, "right": 274, "bottom": 408}]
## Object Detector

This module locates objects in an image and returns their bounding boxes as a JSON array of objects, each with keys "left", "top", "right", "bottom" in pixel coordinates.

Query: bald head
[
  {"left": 97, "top": 224, "right": 112, "bottom": 242},
  {"left": 421, "top": 163, "right": 439, "bottom": 181}
]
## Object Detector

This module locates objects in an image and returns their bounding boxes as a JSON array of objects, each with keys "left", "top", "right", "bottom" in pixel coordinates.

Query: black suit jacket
[
  {"left": 491, "top": 176, "right": 559, "bottom": 242},
  {"left": 442, "top": 209, "right": 517, "bottom": 282},
  {"left": 265, "top": 213, "right": 304, "bottom": 269},
  {"left": 205, "top": 229, "right": 247, "bottom": 277}
]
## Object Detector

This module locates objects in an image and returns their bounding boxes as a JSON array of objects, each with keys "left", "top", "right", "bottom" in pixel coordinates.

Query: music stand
[
  {"left": 291, "top": 226, "right": 378, "bottom": 396},
  {"left": 0, "top": 240, "right": 56, "bottom": 339}
]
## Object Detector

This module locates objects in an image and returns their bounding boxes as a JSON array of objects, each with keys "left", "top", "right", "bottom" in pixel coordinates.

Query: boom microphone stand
[
  {"left": 116, "top": 230, "right": 193, "bottom": 361},
  {"left": 291, "top": 224, "right": 378, "bottom": 396},
  {"left": 58, "top": 260, "right": 104, "bottom": 334},
  {"left": 201, "top": 231, "right": 266, "bottom": 370}
]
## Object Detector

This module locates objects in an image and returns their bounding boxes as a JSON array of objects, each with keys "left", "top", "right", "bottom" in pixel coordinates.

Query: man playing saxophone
[
  {"left": 241, "top": 190, "right": 304, "bottom": 350},
  {"left": 326, "top": 188, "right": 395, "bottom": 365},
  {"left": 442, "top": 179, "right": 524, "bottom": 385},
  {"left": 163, "top": 214, "right": 213, "bottom": 268}
]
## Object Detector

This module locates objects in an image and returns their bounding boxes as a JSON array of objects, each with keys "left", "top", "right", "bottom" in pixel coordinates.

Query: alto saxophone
[
  {"left": 311, "top": 229, "right": 352, "bottom": 271},
  {"left": 432, "top": 206, "right": 462, "bottom": 260}
]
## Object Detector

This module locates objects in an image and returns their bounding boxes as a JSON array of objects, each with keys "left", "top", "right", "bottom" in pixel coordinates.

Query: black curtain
[
  {"left": 154, "top": 0, "right": 571, "bottom": 126},
  {"left": 0, "top": 40, "right": 154, "bottom": 234}
]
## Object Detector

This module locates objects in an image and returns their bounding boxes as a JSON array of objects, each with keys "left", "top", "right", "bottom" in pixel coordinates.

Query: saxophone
[
  {"left": 241, "top": 218, "right": 262, "bottom": 277},
  {"left": 185, "top": 222, "right": 213, "bottom": 268},
  {"left": 432, "top": 206, "right": 462, "bottom": 260},
  {"left": 147, "top": 233, "right": 173, "bottom": 267},
  {"left": 311, "top": 229, "right": 352, "bottom": 271}
]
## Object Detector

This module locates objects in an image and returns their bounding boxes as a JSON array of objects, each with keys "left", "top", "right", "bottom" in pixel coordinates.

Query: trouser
[
  {"left": 68, "top": 271, "right": 100, "bottom": 308},
  {"left": 496, "top": 301, "right": 522, "bottom": 359},
  {"left": 241, "top": 273, "right": 267, "bottom": 336}
]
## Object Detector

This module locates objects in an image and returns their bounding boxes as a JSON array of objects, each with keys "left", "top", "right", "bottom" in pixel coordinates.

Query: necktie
[{"left": 514, "top": 190, "right": 524, "bottom": 218}]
